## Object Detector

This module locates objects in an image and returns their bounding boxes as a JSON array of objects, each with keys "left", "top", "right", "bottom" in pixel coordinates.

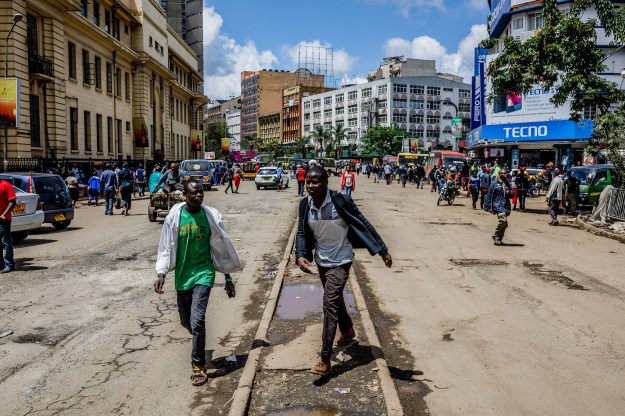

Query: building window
[
  {"left": 113, "top": 17, "right": 120, "bottom": 40},
  {"left": 409, "top": 100, "right": 423, "bottom": 109},
  {"left": 303, "top": 101, "right": 310, "bottom": 110},
  {"left": 70, "top": 107, "right": 78, "bottom": 150},
  {"left": 93, "top": 2, "right": 100, "bottom": 26},
  {"left": 68, "top": 42, "right": 76, "bottom": 79},
  {"left": 106, "top": 62, "right": 112, "bottom": 93},
  {"left": 80, "top": 0, "right": 88, "bottom": 18},
  {"left": 107, "top": 116, "right": 113, "bottom": 153},
  {"left": 116, "top": 119, "right": 122, "bottom": 154},
  {"left": 583, "top": 103, "right": 597, "bottom": 119},
  {"left": 377, "top": 100, "right": 387, "bottom": 109},
  {"left": 124, "top": 71, "right": 130, "bottom": 99},
  {"left": 348, "top": 118, "right": 357, "bottom": 127},
  {"left": 393, "top": 84, "right": 407, "bottom": 93},
  {"left": 324, "top": 96, "right": 332, "bottom": 105},
  {"left": 82, "top": 49, "right": 94, "bottom": 84},
  {"left": 313, "top": 99, "right": 321, "bottom": 108},
  {"left": 378, "top": 85, "right": 387, "bottom": 95},
  {"left": 336, "top": 107, "right": 344, "bottom": 115},
  {"left": 104, "top": 10, "right": 110, "bottom": 33},
  {"left": 96, "top": 114, "right": 103, "bottom": 152},
  {"left": 392, "top": 113, "right": 407, "bottom": 123},
  {"left": 410, "top": 85, "right": 424, "bottom": 94},
  {"left": 409, "top": 114, "right": 424, "bottom": 123},
  {"left": 313, "top": 111, "right": 321, "bottom": 120},
  {"left": 324, "top": 110, "right": 332, "bottom": 118},
  {"left": 348, "top": 105, "right": 357, "bottom": 114},
  {"left": 512, "top": 17, "right": 523, "bottom": 30},
  {"left": 426, "top": 115, "right": 440, "bottom": 124},
  {"left": 427, "top": 86, "right": 440, "bottom": 96},
  {"left": 443, "top": 87, "right": 453, "bottom": 92},
  {"left": 29, "top": 94, "right": 40, "bottom": 147},
  {"left": 459, "top": 103, "right": 471, "bottom": 112},
  {"left": 84, "top": 111, "right": 91, "bottom": 151},
  {"left": 94, "top": 56, "right": 101, "bottom": 89},
  {"left": 392, "top": 99, "right": 407, "bottom": 108},
  {"left": 528, "top": 13, "right": 544, "bottom": 31},
  {"left": 426, "top": 130, "right": 439, "bottom": 138},
  {"left": 459, "top": 89, "right": 471, "bottom": 98},
  {"left": 335, "top": 94, "right": 344, "bottom": 103},
  {"left": 124, "top": 24, "right": 128, "bottom": 34},
  {"left": 362, "top": 87, "right": 372, "bottom": 98},
  {"left": 426, "top": 101, "right": 440, "bottom": 110},
  {"left": 304, "top": 113, "right": 310, "bottom": 121},
  {"left": 126, "top": 121, "right": 130, "bottom": 132},
  {"left": 348, "top": 91, "right": 357, "bottom": 100},
  {"left": 378, "top": 114, "right": 387, "bottom": 123}
]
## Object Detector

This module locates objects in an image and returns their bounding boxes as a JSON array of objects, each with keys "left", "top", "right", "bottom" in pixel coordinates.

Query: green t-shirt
[{"left": 175, "top": 208, "right": 216, "bottom": 290}]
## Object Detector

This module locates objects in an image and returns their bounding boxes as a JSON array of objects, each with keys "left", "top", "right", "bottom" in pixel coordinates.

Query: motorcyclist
[{"left": 155, "top": 162, "right": 186, "bottom": 192}]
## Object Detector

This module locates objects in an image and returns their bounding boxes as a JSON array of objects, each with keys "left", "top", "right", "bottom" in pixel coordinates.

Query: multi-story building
[
  {"left": 257, "top": 112, "right": 281, "bottom": 146},
  {"left": 301, "top": 76, "right": 471, "bottom": 154},
  {"left": 467, "top": 0, "right": 625, "bottom": 169},
  {"left": 0, "top": 0, "right": 206, "bottom": 164},
  {"left": 282, "top": 85, "right": 332, "bottom": 145},
  {"left": 240, "top": 69, "right": 300, "bottom": 141},
  {"left": 226, "top": 110, "right": 240, "bottom": 145},
  {"left": 368, "top": 56, "right": 463, "bottom": 83},
  {"left": 159, "top": 0, "right": 203, "bottom": 72}
]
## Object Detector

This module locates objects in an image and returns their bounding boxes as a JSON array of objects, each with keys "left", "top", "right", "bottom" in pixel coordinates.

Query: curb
[
  {"left": 350, "top": 266, "right": 404, "bottom": 416},
  {"left": 227, "top": 219, "right": 298, "bottom": 416},
  {"left": 575, "top": 218, "right": 625, "bottom": 243}
]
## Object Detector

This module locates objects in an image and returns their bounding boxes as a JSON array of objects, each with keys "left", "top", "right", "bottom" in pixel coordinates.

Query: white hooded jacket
[{"left": 155, "top": 202, "right": 242, "bottom": 276}]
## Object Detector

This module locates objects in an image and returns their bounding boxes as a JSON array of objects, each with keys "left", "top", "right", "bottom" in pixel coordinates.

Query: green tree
[
  {"left": 479, "top": 0, "right": 625, "bottom": 182},
  {"left": 296, "top": 136, "right": 311, "bottom": 158},
  {"left": 309, "top": 125, "right": 330, "bottom": 156},
  {"left": 205, "top": 122, "right": 225, "bottom": 156},
  {"left": 360, "top": 126, "right": 406, "bottom": 156},
  {"left": 331, "top": 123, "right": 349, "bottom": 157}
]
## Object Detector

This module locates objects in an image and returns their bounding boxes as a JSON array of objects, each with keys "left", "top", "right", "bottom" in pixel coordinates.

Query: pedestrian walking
[
  {"left": 297, "top": 164, "right": 307, "bottom": 196},
  {"left": 517, "top": 167, "right": 530, "bottom": 211},
  {"left": 383, "top": 163, "right": 392, "bottom": 185},
  {"left": 154, "top": 182, "right": 240, "bottom": 386},
  {"left": 136, "top": 164, "right": 146, "bottom": 197},
  {"left": 0, "top": 177, "right": 16, "bottom": 273},
  {"left": 118, "top": 163, "right": 134, "bottom": 216},
  {"left": 65, "top": 172, "right": 79, "bottom": 207},
  {"left": 546, "top": 170, "right": 564, "bottom": 226},
  {"left": 484, "top": 170, "right": 513, "bottom": 245},
  {"left": 429, "top": 167, "right": 437, "bottom": 192},
  {"left": 564, "top": 170, "right": 580, "bottom": 214},
  {"left": 399, "top": 164, "right": 408, "bottom": 188},
  {"left": 469, "top": 170, "right": 479, "bottom": 209},
  {"left": 87, "top": 171, "right": 101, "bottom": 206},
  {"left": 295, "top": 166, "right": 392, "bottom": 376},
  {"left": 233, "top": 164, "right": 242, "bottom": 193},
  {"left": 416, "top": 164, "right": 425, "bottom": 189},
  {"left": 479, "top": 166, "right": 492, "bottom": 209},
  {"left": 340, "top": 165, "right": 356, "bottom": 196},
  {"left": 100, "top": 164, "right": 118, "bottom": 215},
  {"left": 511, "top": 170, "right": 519, "bottom": 210},
  {"left": 224, "top": 165, "right": 235, "bottom": 194}
]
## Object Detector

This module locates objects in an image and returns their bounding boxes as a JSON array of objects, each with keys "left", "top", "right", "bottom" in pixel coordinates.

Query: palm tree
[
  {"left": 331, "top": 123, "right": 349, "bottom": 158},
  {"left": 296, "top": 136, "right": 310, "bottom": 158},
  {"left": 310, "top": 125, "right": 329, "bottom": 157}
]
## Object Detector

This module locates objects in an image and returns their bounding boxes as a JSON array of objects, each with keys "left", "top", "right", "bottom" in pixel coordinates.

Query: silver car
[
  {"left": 11, "top": 185, "right": 44, "bottom": 244},
  {"left": 255, "top": 167, "right": 289, "bottom": 190}
]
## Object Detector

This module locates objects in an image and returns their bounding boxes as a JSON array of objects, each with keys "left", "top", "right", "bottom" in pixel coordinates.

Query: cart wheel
[
  {"left": 448, "top": 196, "right": 455, "bottom": 205},
  {"left": 148, "top": 205, "right": 157, "bottom": 222}
]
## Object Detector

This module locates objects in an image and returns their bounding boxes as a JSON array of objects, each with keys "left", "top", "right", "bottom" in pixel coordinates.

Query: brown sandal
[{"left": 191, "top": 366, "right": 208, "bottom": 386}]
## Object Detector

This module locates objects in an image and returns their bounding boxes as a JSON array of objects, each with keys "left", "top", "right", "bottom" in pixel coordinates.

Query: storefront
[{"left": 466, "top": 119, "right": 593, "bottom": 169}]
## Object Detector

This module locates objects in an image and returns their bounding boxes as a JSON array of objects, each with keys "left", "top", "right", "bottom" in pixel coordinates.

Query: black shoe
[{"left": 549, "top": 221, "right": 559, "bottom": 226}]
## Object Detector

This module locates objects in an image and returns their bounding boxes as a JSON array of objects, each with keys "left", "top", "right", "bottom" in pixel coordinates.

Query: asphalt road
[{"left": 1, "top": 176, "right": 623, "bottom": 416}]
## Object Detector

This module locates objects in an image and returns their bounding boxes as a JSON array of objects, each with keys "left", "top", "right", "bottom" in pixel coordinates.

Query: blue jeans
[
  {"left": 104, "top": 189, "right": 116, "bottom": 214},
  {"left": 213, "top": 172, "right": 220, "bottom": 185},
  {"left": 518, "top": 189, "right": 526, "bottom": 210},
  {"left": 177, "top": 284, "right": 211, "bottom": 367},
  {"left": 0, "top": 220, "right": 14, "bottom": 268},
  {"left": 298, "top": 180, "right": 305, "bottom": 196},
  {"left": 343, "top": 185, "right": 352, "bottom": 196}
]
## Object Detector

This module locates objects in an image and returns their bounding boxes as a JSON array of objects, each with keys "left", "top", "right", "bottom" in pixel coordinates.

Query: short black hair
[
  {"left": 307, "top": 166, "right": 328, "bottom": 181},
  {"left": 184, "top": 181, "right": 203, "bottom": 192}
]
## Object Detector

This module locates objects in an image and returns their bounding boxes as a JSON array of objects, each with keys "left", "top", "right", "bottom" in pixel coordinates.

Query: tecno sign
[{"left": 502, "top": 125, "right": 547, "bottom": 138}]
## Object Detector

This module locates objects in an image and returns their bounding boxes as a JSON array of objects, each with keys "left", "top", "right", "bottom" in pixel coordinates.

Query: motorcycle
[{"left": 437, "top": 180, "right": 456, "bottom": 206}]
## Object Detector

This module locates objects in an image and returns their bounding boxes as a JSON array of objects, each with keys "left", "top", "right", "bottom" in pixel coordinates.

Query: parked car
[
  {"left": 568, "top": 164, "right": 618, "bottom": 206},
  {"left": 180, "top": 159, "right": 213, "bottom": 191},
  {"left": 10, "top": 185, "right": 44, "bottom": 244},
  {"left": 255, "top": 167, "right": 289, "bottom": 190},
  {"left": 0, "top": 173, "right": 74, "bottom": 229}
]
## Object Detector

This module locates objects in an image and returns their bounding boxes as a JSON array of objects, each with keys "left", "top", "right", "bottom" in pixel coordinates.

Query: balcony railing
[{"left": 29, "top": 56, "right": 53, "bottom": 77}]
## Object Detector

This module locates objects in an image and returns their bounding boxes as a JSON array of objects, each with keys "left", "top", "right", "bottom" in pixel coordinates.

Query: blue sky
[{"left": 202, "top": 0, "right": 489, "bottom": 99}]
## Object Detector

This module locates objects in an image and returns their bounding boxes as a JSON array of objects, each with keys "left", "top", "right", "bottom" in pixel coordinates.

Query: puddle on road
[
  {"left": 276, "top": 284, "right": 357, "bottom": 320},
  {"left": 267, "top": 408, "right": 336, "bottom": 416}
]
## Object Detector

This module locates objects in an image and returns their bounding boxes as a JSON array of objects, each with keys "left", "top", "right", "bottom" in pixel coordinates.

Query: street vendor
[{"left": 155, "top": 162, "right": 186, "bottom": 192}]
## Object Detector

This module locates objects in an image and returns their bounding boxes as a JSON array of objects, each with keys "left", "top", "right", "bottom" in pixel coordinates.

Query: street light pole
[{"left": 4, "top": 13, "right": 24, "bottom": 173}]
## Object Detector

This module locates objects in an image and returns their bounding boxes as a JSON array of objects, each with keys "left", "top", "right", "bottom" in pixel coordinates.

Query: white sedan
[
  {"left": 255, "top": 167, "right": 290, "bottom": 190},
  {"left": 11, "top": 185, "right": 44, "bottom": 244}
]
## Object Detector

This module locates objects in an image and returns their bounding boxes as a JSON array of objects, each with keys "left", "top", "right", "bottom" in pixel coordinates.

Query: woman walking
[
  {"left": 87, "top": 171, "right": 101, "bottom": 206},
  {"left": 233, "top": 164, "right": 242, "bottom": 193},
  {"left": 118, "top": 163, "right": 134, "bottom": 216}
]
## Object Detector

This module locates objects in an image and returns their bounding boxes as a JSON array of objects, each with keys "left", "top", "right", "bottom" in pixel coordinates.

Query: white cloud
[
  {"left": 383, "top": 24, "right": 488, "bottom": 83},
  {"left": 202, "top": 7, "right": 278, "bottom": 99},
  {"left": 364, "top": 0, "right": 485, "bottom": 16},
  {"left": 282, "top": 40, "right": 359, "bottom": 76}
]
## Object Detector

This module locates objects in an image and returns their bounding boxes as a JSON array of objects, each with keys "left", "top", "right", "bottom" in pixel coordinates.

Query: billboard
[
  {"left": 133, "top": 117, "right": 150, "bottom": 147},
  {"left": 221, "top": 137, "right": 230, "bottom": 153},
  {"left": 205, "top": 151, "right": 216, "bottom": 160},
  {"left": 0, "top": 78, "right": 20, "bottom": 128},
  {"left": 191, "top": 129, "right": 202, "bottom": 151},
  {"left": 230, "top": 138, "right": 240, "bottom": 152},
  {"left": 489, "top": 0, "right": 512, "bottom": 35},
  {"left": 410, "top": 138, "right": 418, "bottom": 152},
  {"left": 452, "top": 118, "right": 463, "bottom": 139}
]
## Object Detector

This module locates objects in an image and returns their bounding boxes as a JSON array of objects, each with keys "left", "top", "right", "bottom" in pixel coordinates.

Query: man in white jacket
[
  {"left": 154, "top": 181, "right": 241, "bottom": 386},
  {"left": 546, "top": 170, "right": 564, "bottom": 226}
]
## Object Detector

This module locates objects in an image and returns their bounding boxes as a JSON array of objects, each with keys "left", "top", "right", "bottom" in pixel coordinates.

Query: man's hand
[
  {"left": 297, "top": 257, "right": 313, "bottom": 274},
  {"left": 225, "top": 281, "right": 236, "bottom": 298},
  {"left": 154, "top": 273, "right": 166, "bottom": 294},
  {"left": 381, "top": 252, "right": 392, "bottom": 268}
]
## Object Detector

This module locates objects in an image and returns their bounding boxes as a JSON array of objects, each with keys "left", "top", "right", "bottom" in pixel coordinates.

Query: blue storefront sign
[
  {"left": 490, "top": 0, "right": 512, "bottom": 36},
  {"left": 471, "top": 48, "right": 489, "bottom": 131},
  {"left": 466, "top": 119, "right": 594, "bottom": 149}
]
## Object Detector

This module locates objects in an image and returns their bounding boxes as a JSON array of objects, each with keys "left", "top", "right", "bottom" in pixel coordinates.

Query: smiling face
[{"left": 305, "top": 170, "right": 328, "bottom": 200}]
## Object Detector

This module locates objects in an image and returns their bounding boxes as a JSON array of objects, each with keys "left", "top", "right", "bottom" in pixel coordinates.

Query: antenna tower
[{"left": 296, "top": 45, "right": 334, "bottom": 93}]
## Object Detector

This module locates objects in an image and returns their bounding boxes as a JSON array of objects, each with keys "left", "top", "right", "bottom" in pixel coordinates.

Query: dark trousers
[
  {"left": 104, "top": 189, "right": 116, "bottom": 214},
  {"left": 298, "top": 180, "right": 305, "bottom": 196},
  {"left": 480, "top": 189, "right": 488, "bottom": 209},
  {"left": 224, "top": 178, "right": 234, "bottom": 193},
  {"left": 470, "top": 187, "right": 479, "bottom": 208},
  {"left": 549, "top": 199, "right": 560, "bottom": 223},
  {"left": 317, "top": 263, "right": 353, "bottom": 360},
  {"left": 518, "top": 189, "right": 527, "bottom": 210},
  {"left": 0, "top": 220, "right": 14, "bottom": 268},
  {"left": 177, "top": 284, "right": 211, "bottom": 367},
  {"left": 119, "top": 184, "right": 132, "bottom": 210}
]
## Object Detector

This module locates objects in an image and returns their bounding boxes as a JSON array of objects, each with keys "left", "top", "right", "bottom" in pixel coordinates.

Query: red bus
[{"left": 427, "top": 151, "right": 466, "bottom": 175}]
